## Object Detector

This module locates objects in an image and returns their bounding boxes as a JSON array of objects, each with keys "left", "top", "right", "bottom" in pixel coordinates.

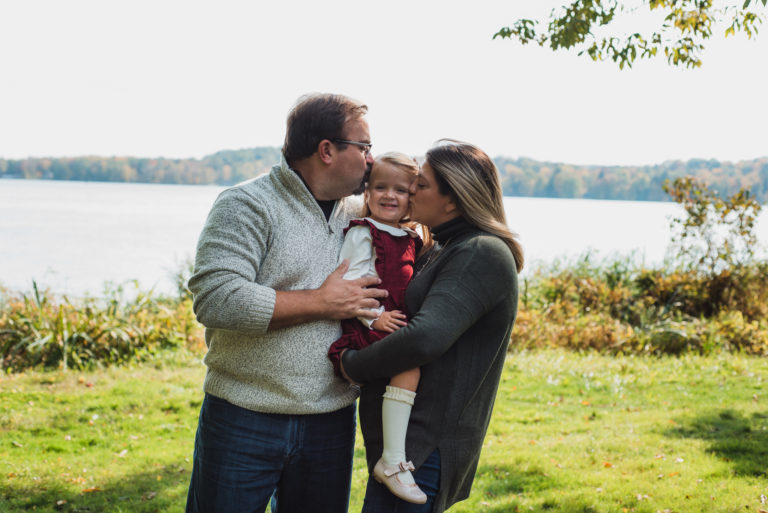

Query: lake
[{"left": 2, "top": 179, "right": 767, "bottom": 296}]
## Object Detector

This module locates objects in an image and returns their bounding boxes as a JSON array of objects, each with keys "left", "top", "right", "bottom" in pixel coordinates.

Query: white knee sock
[{"left": 381, "top": 385, "right": 417, "bottom": 485}]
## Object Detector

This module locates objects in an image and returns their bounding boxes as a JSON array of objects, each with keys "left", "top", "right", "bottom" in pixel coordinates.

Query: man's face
[{"left": 331, "top": 116, "right": 374, "bottom": 198}]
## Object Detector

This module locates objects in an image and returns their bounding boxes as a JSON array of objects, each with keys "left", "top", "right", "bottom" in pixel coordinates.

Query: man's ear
[{"left": 318, "top": 140, "right": 334, "bottom": 165}]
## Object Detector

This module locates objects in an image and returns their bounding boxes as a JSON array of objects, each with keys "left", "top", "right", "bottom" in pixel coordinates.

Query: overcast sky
[{"left": 1, "top": 0, "right": 766, "bottom": 166}]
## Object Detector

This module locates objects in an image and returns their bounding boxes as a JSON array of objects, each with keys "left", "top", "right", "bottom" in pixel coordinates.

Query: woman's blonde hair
[
  {"left": 425, "top": 140, "right": 524, "bottom": 272},
  {"left": 363, "top": 152, "right": 431, "bottom": 247}
]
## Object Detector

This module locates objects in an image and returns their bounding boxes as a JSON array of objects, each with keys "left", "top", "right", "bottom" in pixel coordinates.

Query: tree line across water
[
  {"left": 1, "top": 174, "right": 765, "bottom": 371},
  {"left": 1, "top": 147, "right": 768, "bottom": 203}
]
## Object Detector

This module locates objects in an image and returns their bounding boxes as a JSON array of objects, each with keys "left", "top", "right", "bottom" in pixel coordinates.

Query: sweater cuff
[
  {"left": 358, "top": 305, "right": 385, "bottom": 328},
  {"left": 241, "top": 283, "right": 276, "bottom": 333}
]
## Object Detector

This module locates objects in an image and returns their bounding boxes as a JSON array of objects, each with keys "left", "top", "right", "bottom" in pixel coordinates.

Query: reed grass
[
  {"left": 0, "top": 281, "right": 203, "bottom": 372},
  {"left": 3, "top": 256, "right": 768, "bottom": 372}
]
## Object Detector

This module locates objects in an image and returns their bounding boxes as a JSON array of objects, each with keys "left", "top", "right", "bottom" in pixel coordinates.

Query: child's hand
[{"left": 371, "top": 310, "right": 407, "bottom": 333}]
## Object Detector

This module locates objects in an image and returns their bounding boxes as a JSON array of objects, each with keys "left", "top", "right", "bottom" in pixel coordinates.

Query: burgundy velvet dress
[{"left": 328, "top": 219, "right": 422, "bottom": 377}]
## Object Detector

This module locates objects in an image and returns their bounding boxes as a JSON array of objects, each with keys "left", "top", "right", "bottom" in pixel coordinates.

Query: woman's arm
[{"left": 342, "top": 235, "right": 517, "bottom": 383}]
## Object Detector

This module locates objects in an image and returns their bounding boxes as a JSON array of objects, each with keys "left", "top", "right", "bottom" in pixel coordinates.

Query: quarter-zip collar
[{"left": 275, "top": 156, "right": 339, "bottom": 226}]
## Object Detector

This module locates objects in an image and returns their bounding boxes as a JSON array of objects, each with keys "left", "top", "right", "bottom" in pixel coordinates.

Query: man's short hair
[{"left": 282, "top": 93, "right": 368, "bottom": 167}]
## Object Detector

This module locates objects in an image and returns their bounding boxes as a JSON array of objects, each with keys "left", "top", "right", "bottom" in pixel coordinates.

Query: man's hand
[
  {"left": 269, "top": 260, "right": 388, "bottom": 330},
  {"left": 371, "top": 310, "right": 407, "bottom": 333},
  {"left": 317, "top": 260, "right": 388, "bottom": 320}
]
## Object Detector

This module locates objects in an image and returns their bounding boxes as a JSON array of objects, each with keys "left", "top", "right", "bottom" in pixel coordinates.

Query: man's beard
[{"left": 351, "top": 164, "right": 372, "bottom": 195}]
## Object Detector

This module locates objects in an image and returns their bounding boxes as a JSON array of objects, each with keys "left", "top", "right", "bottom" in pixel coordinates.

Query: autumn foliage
[
  {"left": 513, "top": 175, "right": 767, "bottom": 356},
  {"left": 513, "top": 260, "right": 768, "bottom": 356}
]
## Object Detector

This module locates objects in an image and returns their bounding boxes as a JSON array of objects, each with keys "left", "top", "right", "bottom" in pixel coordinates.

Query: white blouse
[{"left": 339, "top": 218, "right": 413, "bottom": 327}]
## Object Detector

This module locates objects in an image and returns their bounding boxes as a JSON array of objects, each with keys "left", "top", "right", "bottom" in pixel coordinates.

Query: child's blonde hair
[{"left": 363, "top": 152, "right": 432, "bottom": 249}]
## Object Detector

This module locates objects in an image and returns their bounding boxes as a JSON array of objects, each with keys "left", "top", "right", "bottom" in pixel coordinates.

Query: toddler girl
[{"left": 328, "top": 152, "right": 427, "bottom": 504}]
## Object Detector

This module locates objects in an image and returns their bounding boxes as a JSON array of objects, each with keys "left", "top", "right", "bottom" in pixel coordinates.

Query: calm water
[{"left": 2, "top": 179, "right": 766, "bottom": 295}]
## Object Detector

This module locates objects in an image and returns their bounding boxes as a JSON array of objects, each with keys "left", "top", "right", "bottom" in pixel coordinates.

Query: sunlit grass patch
[
  {"left": 1, "top": 355, "right": 204, "bottom": 513},
  {"left": 451, "top": 350, "right": 768, "bottom": 513},
  {"left": 2, "top": 350, "right": 768, "bottom": 512}
]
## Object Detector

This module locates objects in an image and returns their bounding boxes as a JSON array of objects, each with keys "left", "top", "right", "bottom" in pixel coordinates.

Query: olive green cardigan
[{"left": 343, "top": 217, "right": 519, "bottom": 513}]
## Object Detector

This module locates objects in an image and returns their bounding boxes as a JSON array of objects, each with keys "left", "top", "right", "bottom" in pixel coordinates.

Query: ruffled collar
[{"left": 362, "top": 217, "right": 408, "bottom": 237}]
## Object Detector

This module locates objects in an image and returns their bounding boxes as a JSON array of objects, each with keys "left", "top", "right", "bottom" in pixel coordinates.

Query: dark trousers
[{"left": 186, "top": 393, "right": 356, "bottom": 513}]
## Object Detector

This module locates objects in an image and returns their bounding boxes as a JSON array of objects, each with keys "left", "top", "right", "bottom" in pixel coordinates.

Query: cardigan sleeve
[
  {"left": 342, "top": 235, "right": 516, "bottom": 383},
  {"left": 339, "top": 224, "right": 383, "bottom": 327},
  {"left": 187, "top": 188, "right": 276, "bottom": 334}
]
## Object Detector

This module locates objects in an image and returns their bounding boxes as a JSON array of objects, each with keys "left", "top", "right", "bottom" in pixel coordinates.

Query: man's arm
[
  {"left": 189, "top": 189, "right": 277, "bottom": 333},
  {"left": 190, "top": 189, "right": 386, "bottom": 333}
]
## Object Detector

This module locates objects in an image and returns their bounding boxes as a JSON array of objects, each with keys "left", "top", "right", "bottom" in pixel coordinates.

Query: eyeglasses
[{"left": 333, "top": 139, "right": 372, "bottom": 157}]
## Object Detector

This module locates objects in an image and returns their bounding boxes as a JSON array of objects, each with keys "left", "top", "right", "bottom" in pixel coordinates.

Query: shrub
[
  {"left": 663, "top": 176, "right": 762, "bottom": 274},
  {"left": 706, "top": 311, "right": 768, "bottom": 356},
  {"left": 0, "top": 282, "right": 203, "bottom": 372},
  {"left": 515, "top": 257, "right": 768, "bottom": 357}
]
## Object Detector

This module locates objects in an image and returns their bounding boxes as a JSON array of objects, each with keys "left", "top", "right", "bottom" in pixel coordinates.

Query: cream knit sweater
[{"left": 188, "top": 157, "right": 362, "bottom": 414}]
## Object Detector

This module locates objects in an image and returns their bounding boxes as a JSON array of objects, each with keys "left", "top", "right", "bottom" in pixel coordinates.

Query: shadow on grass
[
  {"left": 2, "top": 465, "right": 189, "bottom": 513},
  {"left": 665, "top": 408, "right": 768, "bottom": 477},
  {"left": 472, "top": 462, "right": 589, "bottom": 513},
  {"left": 470, "top": 467, "right": 606, "bottom": 513},
  {"left": 482, "top": 498, "right": 621, "bottom": 513},
  {"left": 471, "top": 463, "right": 655, "bottom": 513},
  {"left": 475, "top": 461, "right": 556, "bottom": 496}
]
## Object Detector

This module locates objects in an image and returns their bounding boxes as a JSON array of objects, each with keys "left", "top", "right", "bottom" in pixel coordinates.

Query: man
[{"left": 185, "top": 93, "right": 386, "bottom": 513}]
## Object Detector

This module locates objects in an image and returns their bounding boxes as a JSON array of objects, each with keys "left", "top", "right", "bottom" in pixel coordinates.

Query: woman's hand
[
  {"left": 371, "top": 310, "right": 407, "bottom": 333},
  {"left": 339, "top": 349, "right": 362, "bottom": 386}
]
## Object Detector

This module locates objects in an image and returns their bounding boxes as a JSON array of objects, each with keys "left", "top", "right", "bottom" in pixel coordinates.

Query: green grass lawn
[{"left": 2, "top": 350, "right": 767, "bottom": 512}]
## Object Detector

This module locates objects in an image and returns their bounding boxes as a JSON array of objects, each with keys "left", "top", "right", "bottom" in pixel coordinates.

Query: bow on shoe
[{"left": 384, "top": 461, "right": 415, "bottom": 477}]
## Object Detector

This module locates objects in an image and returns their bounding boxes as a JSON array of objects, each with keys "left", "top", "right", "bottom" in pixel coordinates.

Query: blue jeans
[
  {"left": 361, "top": 449, "right": 441, "bottom": 513},
  {"left": 186, "top": 393, "right": 356, "bottom": 513}
]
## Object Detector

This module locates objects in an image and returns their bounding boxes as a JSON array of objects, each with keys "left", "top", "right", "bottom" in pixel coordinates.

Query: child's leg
[
  {"left": 381, "top": 382, "right": 416, "bottom": 477},
  {"left": 388, "top": 367, "right": 420, "bottom": 392},
  {"left": 382, "top": 369, "right": 420, "bottom": 473}
]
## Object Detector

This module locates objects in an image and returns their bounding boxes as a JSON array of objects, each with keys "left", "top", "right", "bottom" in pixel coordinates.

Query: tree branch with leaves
[{"left": 494, "top": 0, "right": 767, "bottom": 69}]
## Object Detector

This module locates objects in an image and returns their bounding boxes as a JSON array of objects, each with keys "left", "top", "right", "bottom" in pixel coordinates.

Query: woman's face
[{"left": 409, "top": 162, "right": 458, "bottom": 227}]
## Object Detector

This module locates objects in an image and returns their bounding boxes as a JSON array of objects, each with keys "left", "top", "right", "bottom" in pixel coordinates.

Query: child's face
[{"left": 364, "top": 162, "right": 414, "bottom": 227}]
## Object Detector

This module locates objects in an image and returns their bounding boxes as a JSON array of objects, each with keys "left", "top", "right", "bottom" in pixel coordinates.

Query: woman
[{"left": 341, "top": 140, "right": 524, "bottom": 512}]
